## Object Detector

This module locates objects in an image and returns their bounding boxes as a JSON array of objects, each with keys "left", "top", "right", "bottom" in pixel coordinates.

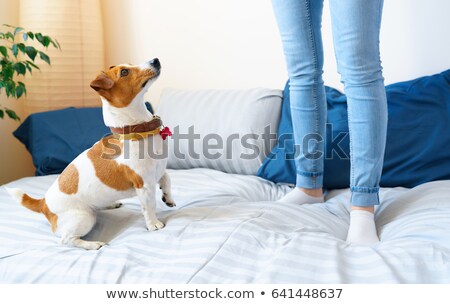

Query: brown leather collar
[{"left": 109, "top": 116, "right": 162, "bottom": 134}]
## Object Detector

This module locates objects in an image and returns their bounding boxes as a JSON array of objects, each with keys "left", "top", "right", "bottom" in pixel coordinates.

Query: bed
[
  {"left": 1, "top": 168, "right": 450, "bottom": 283},
  {"left": 2, "top": 72, "right": 450, "bottom": 283}
]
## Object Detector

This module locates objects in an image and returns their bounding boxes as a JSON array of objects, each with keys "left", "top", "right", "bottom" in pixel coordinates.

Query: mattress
[{"left": 1, "top": 168, "right": 449, "bottom": 283}]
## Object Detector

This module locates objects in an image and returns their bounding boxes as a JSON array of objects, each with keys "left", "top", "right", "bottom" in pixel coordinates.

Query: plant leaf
[
  {"left": 5, "top": 31, "right": 15, "bottom": 41},
  {"left": 5, "top": 109, "right": 20, "bottom": 121},
  {"left": 5, "top": 80, "right": 15, "bottom": 97},
  {"left": 27, "top": 32, "right": 34, "bottom": 40},
  {"left": 49, "top": 38, "right": 61, "bottom": 50},
  {"left": 0, "top": 110, "right": 4, "bottom": 119},
  {"left": 0, "top": 45, "right": 7, "bottom": 57},
  {"left": 18, "top": 81, "right": 27, "bottom": 94},
  {"left": 49, "top": 38, "right": 60, "bottom": 49},
  {"left": 3, "top": 65, "right": 14, "bottom": 79},
  {"left": 39, "top": 51, "right": 50, "bottom": 64},
  {"left": 43, "top": 36, "right": 51, "bottom": 47},
  {"left": 14, "top": 27, "right": 24, "bottom": 36},
  {"left": 26, "top": 60, "right": 40, "bottom": 70},
  {"left": 17, "top": 43, "right": 26, "bottom": 53},
  {"left": 15, "top": 82, "right": 27, "bottom": 98},
  {"left": 14, "top": 62, "right": 26, "bottom": 75},
  {"left": 23, "top": 32, "right": 28, "bottom": 41},
  {"left": 11, "top": 44, "right": 18, "bottom": 57},
  {"left": 24, "top": 62, "right": 32, "bottom": 73},
  {"left": 35, "top": 33, "right": 44, "bottom": 45},
  {"left": 25, "top": 46, "right": 37, "bottom": 61},
  {"left": 15, "top": 85, "right": 25, "bottom": 98}
]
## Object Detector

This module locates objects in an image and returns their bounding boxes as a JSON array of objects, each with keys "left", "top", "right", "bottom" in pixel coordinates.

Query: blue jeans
[{"left": 272, "top": 0, "right": 387, "bottom": 207}]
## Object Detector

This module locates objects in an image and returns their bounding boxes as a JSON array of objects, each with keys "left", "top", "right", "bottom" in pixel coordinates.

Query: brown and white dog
[{"left": 7, "top": 58, "right": 176, "bottom": 250}]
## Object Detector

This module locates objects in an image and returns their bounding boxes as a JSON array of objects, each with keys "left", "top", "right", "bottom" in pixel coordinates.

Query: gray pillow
[{"left": 156, "top": 88, "right": 282, "bottom": 175}]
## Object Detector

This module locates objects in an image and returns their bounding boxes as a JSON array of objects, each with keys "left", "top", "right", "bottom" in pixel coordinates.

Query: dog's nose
[{"left": 149, "top": 58, "right": 161, "bottom": 69}]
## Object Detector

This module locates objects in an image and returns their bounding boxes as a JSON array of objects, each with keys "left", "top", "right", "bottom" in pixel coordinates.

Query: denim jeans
[{"left": 272, "top": 0, "right": 388, "bottom": 206}]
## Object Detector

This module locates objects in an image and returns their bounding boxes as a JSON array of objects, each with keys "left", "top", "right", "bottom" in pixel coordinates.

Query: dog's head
[{"left": 90, "top": 58, "right": 161, "bottom": 108}]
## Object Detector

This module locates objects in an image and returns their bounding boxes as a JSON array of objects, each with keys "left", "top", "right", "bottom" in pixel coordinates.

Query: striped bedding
[{"left": 1, "top": 168, "right": 449, "bottom": 283}]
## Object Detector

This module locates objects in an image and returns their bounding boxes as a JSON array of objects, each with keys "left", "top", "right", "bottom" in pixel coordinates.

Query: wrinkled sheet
[{"left": 1, "top": 168, "right": 449, "bottom": 283}]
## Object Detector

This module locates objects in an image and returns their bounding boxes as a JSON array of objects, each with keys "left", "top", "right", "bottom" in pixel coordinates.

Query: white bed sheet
[{"left": 1, "top": 168, "right": 449, "bottom": 283}]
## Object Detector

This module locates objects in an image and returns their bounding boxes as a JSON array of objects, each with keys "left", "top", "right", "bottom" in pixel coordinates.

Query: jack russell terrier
[{"left": 7, "top": 58, "right": 176, "bottom": 250}]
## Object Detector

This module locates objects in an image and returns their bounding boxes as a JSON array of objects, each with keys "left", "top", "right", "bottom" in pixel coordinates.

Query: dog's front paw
[
  {"left": 110, "top": 202, "right": 123, "bottom": 209},
  {"left": 85, "top": 241, "right": 106, "bottom": 250},
  {"left": 147, "top": 220, "right": 165, "bottom": 231},
  {"left": 162, "top": 196, "right": 176, "bottom": 208},
  {"left": 103, "top": 201, "right": 123, "bottom": 210}
]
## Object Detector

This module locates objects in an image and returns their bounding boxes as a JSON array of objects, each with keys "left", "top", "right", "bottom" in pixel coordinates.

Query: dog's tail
[
  {"left": 6, "top": 187, "right": 45, "bottom": 213},
  {"left": 6, "top": 187, "right": 57, "bottom": 232}
]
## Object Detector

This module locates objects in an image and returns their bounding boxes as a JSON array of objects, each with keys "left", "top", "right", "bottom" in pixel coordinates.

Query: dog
[{"left": 7, "top": 58, "right": 176, "bottom": 250}]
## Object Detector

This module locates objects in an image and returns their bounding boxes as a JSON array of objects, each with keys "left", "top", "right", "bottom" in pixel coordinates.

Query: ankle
[
  {"left": 298, "top": 187, "right": 323, "bottom": 198},
  {"left": 351, "top": 206, "right": 375, "bottom": 213}
]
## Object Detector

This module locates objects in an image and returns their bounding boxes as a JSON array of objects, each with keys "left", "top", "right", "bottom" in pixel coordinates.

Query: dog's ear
[{"left": 90, "top": 74, "right": 114, "bottom": 91}]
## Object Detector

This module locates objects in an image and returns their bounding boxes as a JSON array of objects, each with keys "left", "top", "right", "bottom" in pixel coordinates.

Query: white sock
[
  {"left": 346, "top": 210, "right": 380, "bottom": 245},
  {"left": 278, "top": 188, "right": 324, "bottom": 204}
]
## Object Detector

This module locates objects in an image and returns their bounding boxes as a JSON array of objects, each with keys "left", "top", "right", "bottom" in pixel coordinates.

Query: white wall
[
  {"left": 0, "top": 0, "right": 35, "bottom": 185},
  {"left": 323, "top": 0, "right": 450, "bottom": 88},
  {"left": 380, "top": 0, "right": 450, "bottom": 83},
  {"left": 102, "top": 0, "right": 450, "bottom": 105},
  {"left": 101, "top": 0, "right": 287, "bottom": 104}
]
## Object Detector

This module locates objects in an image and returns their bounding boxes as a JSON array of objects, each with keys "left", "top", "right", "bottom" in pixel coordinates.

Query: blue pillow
[
  {"left": 257, "top": 70, "right": 450, "bottom": 188},
  {"left": 14, "top": 103, "right": 154, "bottom": 176}
]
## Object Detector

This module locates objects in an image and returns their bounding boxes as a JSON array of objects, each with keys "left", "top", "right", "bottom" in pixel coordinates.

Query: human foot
[
  {"left": 278, "top": 187, "right": 324, "bottom": 204},
  {"left": 346, "top": 209, "right": 380, "bottom": 245}
]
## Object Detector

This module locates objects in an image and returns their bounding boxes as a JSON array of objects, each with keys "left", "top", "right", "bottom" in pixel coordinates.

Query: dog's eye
[{"left": 120, "top": 69, "right": 129, "bottom": 77}]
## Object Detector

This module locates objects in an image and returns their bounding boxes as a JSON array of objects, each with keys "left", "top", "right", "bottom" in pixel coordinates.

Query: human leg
[
  {"left": 272, "top": 0, "right": 327, "bottom": 203},
  {"left": 329, "top": 0, "right": 387, "bottom": 244}
]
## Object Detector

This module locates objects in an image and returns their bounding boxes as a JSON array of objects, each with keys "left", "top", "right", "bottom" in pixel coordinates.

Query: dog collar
[{"left": 109, "top": 116, "right": 172, "bottom": 141}]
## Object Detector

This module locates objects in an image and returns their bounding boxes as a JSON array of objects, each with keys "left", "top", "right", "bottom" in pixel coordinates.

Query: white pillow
[{"left": 156, "top": 88, "right": 282, "bottom": 175}]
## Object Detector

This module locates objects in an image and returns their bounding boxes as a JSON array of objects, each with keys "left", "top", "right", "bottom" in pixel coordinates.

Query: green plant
[{"left": 0, "top": 24, "right": 60, "bottom": 121}]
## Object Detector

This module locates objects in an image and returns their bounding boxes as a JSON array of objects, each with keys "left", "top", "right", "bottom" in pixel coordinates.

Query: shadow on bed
[{"left": 83, "top": 207, "right": 143, "bottom": 244}]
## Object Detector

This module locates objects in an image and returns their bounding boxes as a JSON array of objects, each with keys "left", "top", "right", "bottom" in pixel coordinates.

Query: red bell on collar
[{"left": 160, "top": 126, "right": 172, "bottom": 140}]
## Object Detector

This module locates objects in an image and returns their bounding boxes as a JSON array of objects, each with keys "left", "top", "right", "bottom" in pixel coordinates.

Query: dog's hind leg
[
  {"left": 62, "top": 236, "right": 106, "bottom": 250},
  {"left": 158, "top": 171, "right": 176, "bottom": 207},
  {"left": 59, "top": 209, "right": 105, "bottom": 250}
]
